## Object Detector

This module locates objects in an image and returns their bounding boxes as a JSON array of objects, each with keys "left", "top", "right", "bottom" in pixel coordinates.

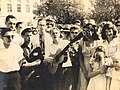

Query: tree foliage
[
  {"left": 92, "top": 0, "right": 120, "bottom": 23},
  {"left": 33, "top": 0, "right": 120, "bottom": 24}
]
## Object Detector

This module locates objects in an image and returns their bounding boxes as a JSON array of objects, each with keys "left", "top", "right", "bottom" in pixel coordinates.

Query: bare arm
[{"left": 87, "top": 63, "right": 101, "bottom": 78}]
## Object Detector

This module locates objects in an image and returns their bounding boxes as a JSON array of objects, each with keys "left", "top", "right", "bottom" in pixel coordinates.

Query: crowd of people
[{"left": 1, "top": 14, "right": 120, "bottom": 90}]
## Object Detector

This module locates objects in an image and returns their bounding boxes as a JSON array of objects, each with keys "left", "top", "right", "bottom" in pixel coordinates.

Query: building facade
[{"left": 0, "top": 0, "right": 39, "bottom": 26}]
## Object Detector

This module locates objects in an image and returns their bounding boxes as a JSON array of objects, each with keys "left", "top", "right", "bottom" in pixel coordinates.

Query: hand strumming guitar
[{"left": 47, "top": 49, "right": 65, "bottom": 74}]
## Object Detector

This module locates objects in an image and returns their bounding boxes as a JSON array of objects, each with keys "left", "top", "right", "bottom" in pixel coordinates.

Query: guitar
[{"left": 48, "top": 32, "right": 83, "bottom": 74}]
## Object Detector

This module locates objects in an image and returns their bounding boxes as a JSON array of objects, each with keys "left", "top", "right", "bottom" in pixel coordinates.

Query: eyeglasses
[
  {"left": 4, "top": 35, "right": 14, "bottom": 39},
  {"left": 71, "top": 32, "right": 78, "bottom": 34}
]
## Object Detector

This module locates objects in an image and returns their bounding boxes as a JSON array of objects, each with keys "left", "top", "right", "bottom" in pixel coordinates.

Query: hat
[
  {"left": 74, "top": 20, "right": 81, "bottom": 24},
  {"left": 21, "top": 28, "right": 32, "bottom": 36},
  {"left": 56, "top": 24, "right": 63, "bottom": 29},
  {"left": 61, "top": 24, "right": 71, "bottom": 32},
  {"left": 116, "top": 21, "right": 120, "bottom": 26},
  {"left": 89, "top": 19, "right": 96, "bottom": 25},
  {"left": 70, "top": 25, "right": 80, "bottom": 30},
  {"left": 45, "top": 16, "right": 56, "bottom": 22}
]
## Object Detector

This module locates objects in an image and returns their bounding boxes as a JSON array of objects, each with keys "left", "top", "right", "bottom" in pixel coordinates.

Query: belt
[{"left": 8, "top": 71, "right": 18, "bottom": 74}]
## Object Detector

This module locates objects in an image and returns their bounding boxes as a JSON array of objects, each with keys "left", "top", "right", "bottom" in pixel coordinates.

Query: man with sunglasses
[
  {"left": 5, "top": 15, "right": 24, "bottom": 46},
  {"left": 0, "top": 27, "right": 24, "bottom": 90}
]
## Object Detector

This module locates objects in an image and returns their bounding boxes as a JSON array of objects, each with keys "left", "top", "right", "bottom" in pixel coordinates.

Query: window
[
  {"left": 7, "top": 4, "right": 12, "bottom": 12},
  {"left": 0, "top": 4, "right": 1, "bottom": 12},
  {"left": 26, "top": 0, "right": 29, "bottom": 3},
  {"left": 17, "top": 4, "right": 21, "bottom": 12},
  {"left": 7, "top": 0, "right": 11, "bottom": 2},
  {"left": 17, "top": 0, "right": 21, "bottom": 2},
  {"left": 26, "top": 4, "right": 30, "bottom": 12}
]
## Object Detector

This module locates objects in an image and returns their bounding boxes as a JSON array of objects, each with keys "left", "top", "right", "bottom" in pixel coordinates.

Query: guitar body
[
  {"left": 48, "top": 49, "right": 64, "bottom": 74},
  {"left": 48, "top": 32, "right": 83, "bottom": 74}
]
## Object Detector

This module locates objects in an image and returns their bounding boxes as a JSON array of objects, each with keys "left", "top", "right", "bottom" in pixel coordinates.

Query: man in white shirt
[{"left": 0, "top": 27, "right": 24, "bottom": 90}]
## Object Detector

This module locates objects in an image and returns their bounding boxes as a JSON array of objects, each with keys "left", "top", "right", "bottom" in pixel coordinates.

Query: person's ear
[{"left": 5, "top": 21, "right": 7, "bottom": 26}]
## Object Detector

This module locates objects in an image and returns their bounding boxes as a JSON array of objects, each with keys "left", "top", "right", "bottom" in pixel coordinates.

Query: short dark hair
[
  {"left": 5, "top": 15, "right": 16, "bottom": 22},
  {"left": 16, "top": 22, "right": 24, "bottom": 28},
  {"left": 21, "top": 28, "right": 32, "bottom": 36},
  {"left": 0, "top": 27, "right": 12, "bottom": 37},
  {"left": 37, "top": 18, "right": 44, "bottom": 24}
]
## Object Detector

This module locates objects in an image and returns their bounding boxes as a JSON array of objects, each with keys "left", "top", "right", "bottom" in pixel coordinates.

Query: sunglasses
[
  {"left": 71, "top": 32, "right": 78, "bottom": 34},
  {"left": 4, "top": 35, "right": 14, "bottom": 39}
]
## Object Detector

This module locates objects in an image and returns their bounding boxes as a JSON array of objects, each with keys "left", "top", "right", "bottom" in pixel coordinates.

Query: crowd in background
[{"left": 1, "top": 14, "right": 120, "bottom": 90}]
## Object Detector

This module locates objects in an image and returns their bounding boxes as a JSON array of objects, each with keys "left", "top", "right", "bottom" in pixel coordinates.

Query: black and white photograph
[{"left": 0, "top": 0, "right": 120, "bottom": 90}]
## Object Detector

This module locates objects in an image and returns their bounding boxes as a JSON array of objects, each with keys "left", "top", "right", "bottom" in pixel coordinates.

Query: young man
[
  {"left": 0, "top": 27, "right": 24, "bottom": 90},
  {"left": 5, "top": 15, "right": 24, "bottom": 46},
  {"left": 37, "top": 18, "right": 53, "bottom": 55},
  {"left": 69, "top": 25, "right": 82, "bottom": 90},
  {"left": 16, "top": 22, "right": 26, "bottom": 34},
  {"left": 20, "top": 28, "right": 42, "bottom": 90}
]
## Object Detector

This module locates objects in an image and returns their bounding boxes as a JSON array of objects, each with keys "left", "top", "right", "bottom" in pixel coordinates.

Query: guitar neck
[{"left": 55, "top": 32, "right": 83, "bottom": 60}]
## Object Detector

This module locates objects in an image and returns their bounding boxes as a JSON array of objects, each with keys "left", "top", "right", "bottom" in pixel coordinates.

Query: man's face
[
  {"left": 16, "top": 23, "right": 25, "bottom": 34},
  {"left": 23, "top": 32, "right": 33, "bottom": 44},
  {"left": 37, "top": 20, "right": 47, "bottom": 34},
  {"left": 70, "top": 29, "right": 79, "bottom": 39},
  {"left": 2, "top": 31, "right": 15, "bottom": 46},
  {"left": 50, "top": 29, "right": 60, "bottom": 40},
  {"left": 5, "top": 18, "right": 16, "bottom": 31}
]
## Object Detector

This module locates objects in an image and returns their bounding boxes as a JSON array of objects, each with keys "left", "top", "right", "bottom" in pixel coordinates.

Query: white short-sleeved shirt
[{"left": 0, "top": 43, "right": 24, "bottom": 72}]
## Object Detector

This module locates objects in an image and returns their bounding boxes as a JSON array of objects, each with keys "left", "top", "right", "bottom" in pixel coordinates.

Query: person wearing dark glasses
[
  {"left": 0, "top": 27, "right": 24, "bottom": 90},
  {"left": 4, "top": 15, "right": 24, "bottom": 46}
]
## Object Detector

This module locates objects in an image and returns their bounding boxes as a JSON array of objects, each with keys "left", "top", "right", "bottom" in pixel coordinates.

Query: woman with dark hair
[
  {"left": 101, "top": 24, "right": 117, "bottom": 40},
  {"left": 78, "top": 23, "right": 103, "bottom": 90},
  {"left": 100, "top": 22, "right": 119, "bottom": 90},
  {"left": 101, "top": 23, "right": 118, "bottom": 57}
]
